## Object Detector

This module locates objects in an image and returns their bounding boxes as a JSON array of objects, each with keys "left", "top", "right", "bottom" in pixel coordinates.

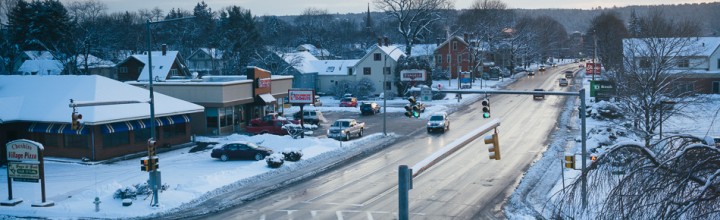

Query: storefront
[{"left": 130, "top": 66, "right": 293, "bottom": 135}]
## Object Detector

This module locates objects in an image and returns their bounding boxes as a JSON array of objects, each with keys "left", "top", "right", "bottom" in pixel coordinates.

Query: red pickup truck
[{"left": 245, "top": 119, "right": 299, "bottom": 135}]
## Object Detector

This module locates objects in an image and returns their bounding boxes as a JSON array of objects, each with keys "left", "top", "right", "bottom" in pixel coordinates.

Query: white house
[
  {"left": 312, "top": 59, "right": 359, "bottom": 95},
  {"left": 351, "top": 44, "right": 406, "bottom": 96},
  {"left": 623, "top": 37, "right": 720, "bottom": 94},
  {"left": 18, "top": 60, "right": 63, "bottom": 75}
]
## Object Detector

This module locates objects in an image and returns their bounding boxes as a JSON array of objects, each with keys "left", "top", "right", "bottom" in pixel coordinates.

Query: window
[
  {"left": 452, "top": 41, "right": 458, "bottom": 50},
  {"left": 169, "top": 69, "right": 178, "bottom": 76},
  {"left": 64, "top": 134, "right": 88, "bottom": 149},
  {"left": 163, "top": 124, "right": 186, "bottom": 139},
  {"left": 713, "top": 81, "right": 720, "bottom": 94},
  {"left": 384, "top": 67, "right": 391, "bottom": 75},
  {"left": 103, "top": 131, "right": 129, "bottom": 148},
  {"left": 347, "top": 67, "right": 353, "bottom": 75},
  {"left": 374, "top": 53, "right": 381, "bottom": 61},
  {"left": 458, "top": 54, "right": 463, "bottom": 62},
  {"left": 447, "top": 54, "right": 451, "bottom": 63},
  {"left": 119, "top": 67, "right": 128, "bottom": 73},
  {"left": 639, "top": 58, "right": 651, "bottom": 68},
  {"left": 326, "top": 66, "right": 335, "bottom": 72},
  {"left": 364, "top": 67, "right": 371, "bottom": 75},
  {"left": 436, "top": 55, "right": 442, "bottom": 64},
  {"left": 134, "top": 127, "right": 151, "bottom": 144},
  {"left": 677, "top": 58, "right": 689, "bottom": 68},
  {"left": 385, "top": 81, "right": 392, "bottom": 90},
  {"left": 717, "top": 59, "right": 720, "bottom": 69}
]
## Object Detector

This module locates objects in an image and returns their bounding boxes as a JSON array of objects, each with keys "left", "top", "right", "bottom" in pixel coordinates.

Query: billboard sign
[
  {"left": 586, "top": 63, "right": 602, "bottom": 75},
  {"left": 400, "top": 69, "right": 427, "bottom": 81},
  {"left": 287, "top": 89, "right": 315, "bottom": 104}
]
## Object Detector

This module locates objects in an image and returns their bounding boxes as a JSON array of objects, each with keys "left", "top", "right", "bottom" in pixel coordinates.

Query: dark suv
[{"left": 360, "top": 102, "right": 381, "bottom": 115}]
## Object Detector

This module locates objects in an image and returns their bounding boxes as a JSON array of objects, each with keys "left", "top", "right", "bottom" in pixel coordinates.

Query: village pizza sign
[{"left": 2, "top": 139, "right": 54, "bottom": 207}]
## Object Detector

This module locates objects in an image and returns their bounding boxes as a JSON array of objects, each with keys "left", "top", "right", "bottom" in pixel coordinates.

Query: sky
[
  {"left": 63, "top": 0, "right": 714, "bottom": 16},
  {"left": 2, "top": 60, "right": 718, "bottom": 218}
]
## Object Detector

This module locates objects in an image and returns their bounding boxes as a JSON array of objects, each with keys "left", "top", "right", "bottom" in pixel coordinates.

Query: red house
[{"left": 434, "top": 36, "right": 475, "bottom": 79}]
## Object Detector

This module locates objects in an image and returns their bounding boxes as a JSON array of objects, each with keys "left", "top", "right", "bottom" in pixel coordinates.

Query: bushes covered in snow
[
  {"left": 266, "top": 153, "right": 284, "bottom": 168},
  {"left": 113, "top": 183, "right": 169, "bottom": 200},
  {"left": 282, "top": 149, "right": 303, "bottom": 161}
]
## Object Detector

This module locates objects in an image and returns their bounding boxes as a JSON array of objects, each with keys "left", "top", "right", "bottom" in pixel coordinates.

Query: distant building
[
  {"left": 623, "top": 37, "right": 720, "bottom": 94},
  {"left": 116, "top": 45, "right": 191, "bottom": 82},
  {"left": 186, "top": 48, "right": 225, "bottom": 76},
  {"left": 434, "top": 36, "right": 473, "bottom": 79},
  {"left": 17, "top": 60, "right": 63, "bottom": 75}
]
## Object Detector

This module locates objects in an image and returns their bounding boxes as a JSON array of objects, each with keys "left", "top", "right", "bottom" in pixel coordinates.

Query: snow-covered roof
[
  {"left": 297, "top": 44, "right": 331, "bottom": 57},
  {"left": 190, "top": 48, "right": 223, "bottom": 59},
  {"left": 23, "top": 50, "right": 54, "bottom": 60},
  {"left": 435, "top": 36, "right": 470, "bottom": 52},
  {"left": 18, "top": 60, "right": 63, "bottom": 75},
  {"left": 0, "top": 75, "right": 204, "bottom": 124},
  {"left": 395, "top": 44, "right": 437, "bottom": 57},
  {"left": 310, "top": 59, "right": 359, "bottom": 76},
  {"left": 76, "top": 54, "right": 115, "bottom": 68},
  {"left": 623, "top": 37, "right": 720, "bottom": 57},
  {"left": 281, "top": 51, "right": 319, "bottom": 74},
  {"left": 376, "top": 45, "right": 406, "bottom": 61},
  {"left": 133, "top": 51, "right": 183, "bottom": 81}
]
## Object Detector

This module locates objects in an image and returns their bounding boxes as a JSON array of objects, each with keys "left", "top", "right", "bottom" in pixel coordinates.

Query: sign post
[
  {"left": 288, "top": 89, "right": 315, "bottom": 138},
  {"left": 2, "top": 139, "right": 53, "bottom": 207}
]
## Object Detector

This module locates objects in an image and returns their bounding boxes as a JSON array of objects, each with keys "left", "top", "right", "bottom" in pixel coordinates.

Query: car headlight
[
  {"left": 341, "top": 130, "right": 346, "bottom": 134},
  {"left": 427, "top": 122, "right": 432, "bottom": 126}
]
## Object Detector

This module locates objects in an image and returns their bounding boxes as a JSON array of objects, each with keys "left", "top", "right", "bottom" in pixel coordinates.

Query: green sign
[
  {"left": 8, "top": 162, "right": 40, "bottom": 180},
  {"left": 590, "top": 80, "right": 616, "bottom": 101}
]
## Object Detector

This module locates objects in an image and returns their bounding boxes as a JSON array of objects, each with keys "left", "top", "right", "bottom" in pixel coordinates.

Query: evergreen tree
[{"left": 218, "top": 6, "right": 262, "bottom": 74}]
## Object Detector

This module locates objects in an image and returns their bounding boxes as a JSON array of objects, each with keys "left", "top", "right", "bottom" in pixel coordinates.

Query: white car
[{"left": 427, "top": 112, "right": 449, "bottom": 133}]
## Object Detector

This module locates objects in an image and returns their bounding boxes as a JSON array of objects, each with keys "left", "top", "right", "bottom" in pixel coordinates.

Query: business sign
[
  {"left": 6, "top": 139, "right": 43, "bottom": 162},
  {"left": 400, "top": 69, "right": 427, "bottom": 82},
  {"left": 590, "top": 80, "right": 616, "bottom": 101},
  {"left": 258, "top": 78, "right": 271, "bottom": 88},
  {"left": 8, "top": 162, "right": 40, "bottom": 180},
  {"left": 288, "top": 89, "right": 315, "bottom": 104},
  {"left": 586, "top": 63, "right": 602, "bottom": 75}
]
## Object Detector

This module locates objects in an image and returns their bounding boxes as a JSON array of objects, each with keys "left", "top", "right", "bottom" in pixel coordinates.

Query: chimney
[
  {"left": 378, "top": 37, "right": 382, "bottom": 46},
  {"left": 464, "top": 33, "right": 469, "bottom": 42},
  {"left": 436, "top": 38, "right": 441, "bottom": 46},
  {"left": 383, "top": 37, "right": 389, "bottom": 46},
  {"left": 162, "top": 44, "right": 167, "bottom": 56}
]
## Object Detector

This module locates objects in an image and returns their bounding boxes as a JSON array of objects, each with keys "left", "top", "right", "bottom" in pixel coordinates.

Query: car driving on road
[
  {"left": 360, "top": 102, "right": 381, "bottom": 115},
  {"left": 533, "top": 89, "right": 545, "bottom": 99},
  {"left": 427, "top": 112, "right": 450, "bottom": 133},
  {"left": 559, "top": 78, "right": 569, "bottom": 86}
]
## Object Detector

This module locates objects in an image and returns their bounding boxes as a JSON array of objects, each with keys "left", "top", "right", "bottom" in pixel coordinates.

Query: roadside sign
[
  {"left": 8, "top": 162, "right": 40, "bottom": 180},
  {"left": 287, "top": 89, "right": 315, "bottom": 104}
]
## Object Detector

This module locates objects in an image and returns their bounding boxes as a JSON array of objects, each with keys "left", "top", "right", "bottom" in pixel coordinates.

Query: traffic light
[
  {"left": 590, "top": 154, "right": 598, "bottom": 162},
  {"left": 140, "top": 157, "right": 159, "bottom": 172},
  {"left": 71, "top": 111, "right": 83, "bottom": 130},
  {"left": 147, "top": 139, "right": 157, "bottom": 157},
  {"left": 405, "top": 96, "right": 419, "bottom": 118},
  {"left": 564, "top": 153, "right": 575, "bottom": 169},
  {"left": 481, "top": 99, "right": 490, "bottom": 118},
  {"left": 404, "top": 105, "right": 413, "bottom": 118},
  {"left": 484, "top": 133, "right": 501, "bottom": 160}
]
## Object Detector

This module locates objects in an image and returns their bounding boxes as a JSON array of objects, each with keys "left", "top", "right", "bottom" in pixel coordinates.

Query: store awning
[
  {"left": 130, "top": 115, "right": 191, "bottom": 130},
  {"left": 101, "top": 121, "right": 135, "bottom": 134},
  {"left": 28, "top": 123, "right": 89, "bottom": 135},
  {"left": 258, "top": 93, "right": 276, "bottom": 104}
]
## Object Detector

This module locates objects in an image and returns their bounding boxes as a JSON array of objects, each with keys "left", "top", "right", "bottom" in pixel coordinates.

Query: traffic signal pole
[{"left": 436, "top": 88, "right": 589, "bottom": 208}]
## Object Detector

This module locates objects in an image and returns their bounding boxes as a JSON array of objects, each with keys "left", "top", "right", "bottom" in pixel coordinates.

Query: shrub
[
  {"left": 113, "top": 182, "right": 170, "bottom": 200},
  {"left": 282, "top": 149, "right": 303, "bottom": 161},
  {"left": 266, "top": 153, "right": 284, "bottom": 168}
]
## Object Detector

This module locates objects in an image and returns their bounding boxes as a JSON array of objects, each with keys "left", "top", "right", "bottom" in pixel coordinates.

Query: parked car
[
  {"left": 339, "top": 97, "right": 358, "bottom": 107},
  {"left": 313, "top": 95, "right": 322, "bottom": 106},
  {"left": 360, "top": 102, "right": 381, "bottom": 115},
  {"left": 293, "top": 110, "right": 325, "bottom": 125},
  {"left": 327, "top": 119, "right": 365, "bottom": 141},
  {"left": 559, "top": 78, "right": 569, "bottom": 86},
  {"left": 211, "top": 141, "right": 273, "bottom": 161},
  {"left": 245, "top": 119, "right": 299, "bottom": 135},
  {"left": 533, "top": 89, "right": 545, "bottom": 99},
  {"left": 427, "top": 112, "right": 450, "bottom": 133}
]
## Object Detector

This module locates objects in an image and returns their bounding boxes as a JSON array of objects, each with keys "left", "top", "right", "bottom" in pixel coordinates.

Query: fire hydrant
[{"left": 93, "top": 197, "right": 101, "bottom": 212}]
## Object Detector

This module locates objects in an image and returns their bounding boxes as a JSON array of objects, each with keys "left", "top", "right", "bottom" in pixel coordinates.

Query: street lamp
[
  {"left": 383, "top": 46, "right": 402, "bottom": 136},
  {"left": 145, "top": 16, "right": 194, "bottom": 207},
  {"left": 659, "top": 100, "right": 677, "bottom": 139}
]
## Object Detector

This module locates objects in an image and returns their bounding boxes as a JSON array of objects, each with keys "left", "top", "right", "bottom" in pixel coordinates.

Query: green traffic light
[
  {"left": 413, "top": 111, "right": 420, "bottom": 118},
  {"left": 483, "top": 113, "right": 490, "bottom": 118}
]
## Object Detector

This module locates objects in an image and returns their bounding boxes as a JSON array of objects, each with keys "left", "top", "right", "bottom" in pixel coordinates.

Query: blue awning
[
  {"left": 101, "top": 121, "right": 135, "bottom": 134},
  {"left": 28, "top": 123, "right": 88, "bottom": 135},
  {"left": 131, "top": 115, "right": 190, "bottom": 129}
]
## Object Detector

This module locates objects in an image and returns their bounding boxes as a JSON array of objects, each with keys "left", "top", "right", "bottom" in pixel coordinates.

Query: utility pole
[{"left": 593, "top": 29, "right": 598, "bottom": 81}]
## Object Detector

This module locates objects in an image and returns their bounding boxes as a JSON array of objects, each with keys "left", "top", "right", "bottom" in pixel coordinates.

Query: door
[
  {"left": 226, "top": 144, "right": 240, "bottom": 159},
  {"left": 237, "top": 144, "right": 253, "bottom": 159}
]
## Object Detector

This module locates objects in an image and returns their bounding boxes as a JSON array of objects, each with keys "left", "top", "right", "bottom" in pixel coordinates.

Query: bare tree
[
  {"left": 0, "top": 0, "right": 19, "bottom": 25},
  {"left": 374, "top": 0, "right": 453, "bottom": 56},
  {"left": 553, "top": 135, "right": 720, "bottom": 219},
  {"left": 66, "top": 0, "right": 108, "bottom": 75}
]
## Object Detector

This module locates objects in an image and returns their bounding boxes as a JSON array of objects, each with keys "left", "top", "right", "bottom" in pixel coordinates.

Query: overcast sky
[{"left": 64, "top": 0, "right": 711, "bottom": 16}]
